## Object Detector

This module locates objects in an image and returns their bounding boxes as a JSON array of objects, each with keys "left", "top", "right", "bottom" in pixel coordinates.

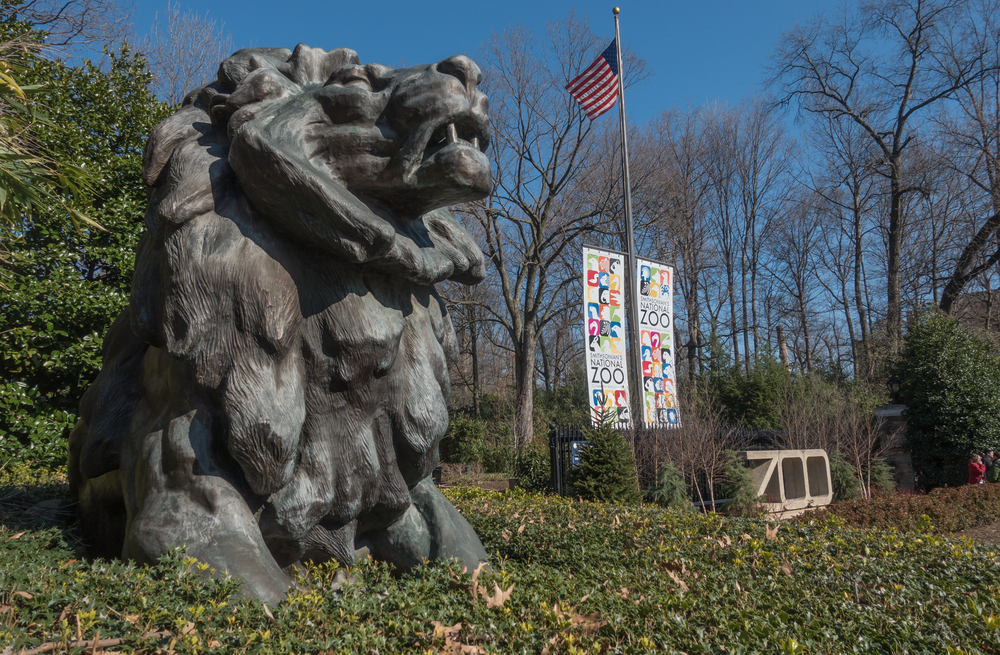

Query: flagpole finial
[{"left": 613, "top": 6, "right": 620, "bottom": 14}]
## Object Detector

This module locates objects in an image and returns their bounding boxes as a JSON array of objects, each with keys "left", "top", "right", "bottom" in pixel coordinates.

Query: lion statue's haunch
[{"left": 68, "top": 44, "right": 493, "bottom": 604}]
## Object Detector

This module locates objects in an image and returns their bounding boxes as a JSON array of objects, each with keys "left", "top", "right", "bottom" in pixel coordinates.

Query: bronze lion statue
[{"left": 68, "top": 45, "right": 492, "bottom": 604}]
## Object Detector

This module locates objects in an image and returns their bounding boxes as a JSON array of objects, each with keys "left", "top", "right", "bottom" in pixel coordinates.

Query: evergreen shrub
[
  {"left": 570, "top": 424, "right": 642, "bottom": 504},
  {"left": 513, "top": 443, "right": 551, "bottom": 493},
  {"left": 719, "top": 451, "right": 763, "bottom": 517},
  {"left": 868, "top": 457, "right": 896, "bottom": 494},
  {"left": 648, "top": 461, "right": 692, "bottom": 511},
  {"left": 438, "top": 414, "right": 486, "bottom": 464},
  {"left": 829, "top": 450, "right": 861, "bottom": 502},
  {"left": 897, "top": 313, "right": 1000, "bottom": 488}
]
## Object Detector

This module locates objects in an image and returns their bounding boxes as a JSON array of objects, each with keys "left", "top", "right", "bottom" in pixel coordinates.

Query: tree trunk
[
  {"left": 741, "top": 260, "right": 751, "bottom": 376},
  {"left": 777, "top": 325, "right": 790, "bottom": 370},
  {"left": 686, "top": 274, "right": 701, "bottom": 383},
  {"left": 514, "top": 320, "right": 537, "bottom": 449},
  {"left": 539, "top": 336, "right": 552, "bottom": 394},
  {"left": 470, "top": 305, "right": 480, "bottom": 416},
  {"left": 800, "top": 299, "right": 813, "bottom": 373},
  {"left": 727, "top": 268, "right": 740, "bottom": 370},
  {"left": 939, "top": 211, "right": 1000, "bottom": 313},
  {"left": 887, "top": 163, "right": 904, "bottom": 348},
  {"left": 851, "top": 184, "right": 868, "bottom": 374}
]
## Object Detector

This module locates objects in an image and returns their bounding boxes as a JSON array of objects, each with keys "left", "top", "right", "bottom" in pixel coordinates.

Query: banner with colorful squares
[
  {"left": 635, "top": 257, "right": 679, "bottom": 427},
  {"left": 583, "top": 246, "right": 632, "bottom": 427}
]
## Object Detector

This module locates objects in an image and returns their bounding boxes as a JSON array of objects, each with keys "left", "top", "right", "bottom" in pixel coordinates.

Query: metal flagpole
[{"left": 613, "top": 7, "right": 643, "bottom": 428}]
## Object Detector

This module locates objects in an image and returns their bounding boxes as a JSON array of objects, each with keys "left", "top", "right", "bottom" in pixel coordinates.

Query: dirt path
[{"left": 956, "top": 522, "right": 1000, "bottom": 545}]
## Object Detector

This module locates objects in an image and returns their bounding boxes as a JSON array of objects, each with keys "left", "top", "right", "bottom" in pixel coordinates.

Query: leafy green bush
[
  {"left": 719, "top": 450, "right": 763, "bottom": 517},
  {"left": 0, "top": 41, "right": 170, "bottom": 472},
  {"left": 648, "top": 461, "right": 692, "bottom": 511},
  {"left": 702, "top": 344, "right": 792, "bottom": 429},
  {"left": 481, "top": 445, "right": 513, "bottom": 474},
  {"left": 570, "top": 424, "right": 641, "bottom": 504},
  {"left": 531, "top": 378, "right": 589, "bottom": 434},
  {"left": 802, "top": 482, "right": 1000, "bottom": 534},
  {"left": 439, "top": 414, "right": 486, "bottom": 464},
  {"left": 829, "top": 450, "right": 861, "bottom": 502},
  {"left": 513, "top": 443, "right": 550, "bottom": 493},
  {"left": 6, "top": 479, "right": 1000, "bottom": 653},
  {"left": 867, "top": 456, "right": 896, "bottom": 495},
  {"left": 898, "top": 312, "right": 1000, "bottom": 488}
]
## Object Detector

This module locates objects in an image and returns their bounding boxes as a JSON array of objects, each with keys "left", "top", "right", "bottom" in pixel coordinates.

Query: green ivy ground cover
[{"left": 2, "top": 485, "right": 1000, "bottom": 654}]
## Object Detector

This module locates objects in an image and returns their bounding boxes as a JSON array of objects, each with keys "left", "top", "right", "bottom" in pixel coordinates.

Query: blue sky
[{"left": 130, "top": 0, "right": 831, "bottom": 123}]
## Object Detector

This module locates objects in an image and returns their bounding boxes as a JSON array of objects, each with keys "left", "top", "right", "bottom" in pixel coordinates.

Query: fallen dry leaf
[
  {"left": 484, "top": 582, "right": 514, "bottom": 609},
  {"left": 207, "top": 639, "right": 222, "bottom": 648},
  {"left": 765, "top": 524, "right": 780, "bottom": 540},
  {"left": 431, "top": 621, "right": 462, "bottom": 639},
  {"left": 667, "top": 570, "right": 689, "bottom": 592},
  {"left": 13, "top": 591, "right": 33, "bottom": 600},
  {"left": 781, "top": 559, "right": 793, "bottom": 576},
  {"left": 502, "top": 530, "right": 511, "bottom": 543},
  {"left": 541, "top": 634, "right": 561, "bottom": 655},
  {"left": 469, "top": 562, "right": 486, "bottom": 600},
  {"left": 661, "top": 560, "right": 687, "bottom": 575},
  {"left": 429, "top": 620, "right": 487, "bottom": 655},
  {"left": 553, "top": 602, "right": 609, "bottom": 637},
  {"left": 10, "top": 532, "right": 24, "bottom": 540},
  {"left": 517, "top": 523, "right": 525, "bottom": 534},
  {"left": 179, "top": 622, "right": 197, "bottom": 636},
  {"left": 451, "top": 563, "right": 511, "bottom": 609},
  {"left": 124, "top": 614, "right": 140, "bottom": 625}
]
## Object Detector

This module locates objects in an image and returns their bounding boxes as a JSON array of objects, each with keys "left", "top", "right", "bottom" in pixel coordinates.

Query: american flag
[{"left": 565, "top": 40, "right": 620, "bottom": 121}]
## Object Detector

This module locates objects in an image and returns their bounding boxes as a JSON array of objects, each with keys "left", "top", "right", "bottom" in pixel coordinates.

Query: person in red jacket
[{"left": 969, "top": 454, "right": 986, "bottom": 485}]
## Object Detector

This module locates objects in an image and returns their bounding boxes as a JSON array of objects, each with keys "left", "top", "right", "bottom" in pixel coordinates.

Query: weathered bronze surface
[{"left": 69, "top": 45, "right": 492, "bottom": 604}]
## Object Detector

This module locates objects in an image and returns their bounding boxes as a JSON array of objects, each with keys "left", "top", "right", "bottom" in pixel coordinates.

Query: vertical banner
[
  {"left": 583, "top": 247, "right": 631, "bottom": 427},
  {"left": 635, "top": 257, "right": 680, "bottom": 427}
]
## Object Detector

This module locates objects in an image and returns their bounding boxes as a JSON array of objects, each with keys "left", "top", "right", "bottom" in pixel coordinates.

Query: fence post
[{"left": 548, "top": 423, "right": 561, "bottom": 497}]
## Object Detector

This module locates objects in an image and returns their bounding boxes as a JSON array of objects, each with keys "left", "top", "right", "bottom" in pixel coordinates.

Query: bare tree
[
  {"left": 138, "top": 1, "right": 234, "bottom": 104},
  {"left": 936, "top": 1, "right": 1000, "bottom": 310},
  {"left": 808, "top": 114, "right": 885, "bottom": 374},
  {"left": 8, "top": 0, "right": 132, "bottom": 50},
  {"left": 647, "top": 107, "right": 714, "bottom": 383},
  {"left": 766, "top": 195, "right": 824, "bottom": 372},
  {"left": 460, "top": 13, "right": 649, "bottom": 448},
  {"left": 733, "top": 95, "right": 795, "bottom": 371},
  {"left": 702, "top": 103, "right": 743, "bottom": 369},
  {"left": 770, "top": 0, "right": 1000, "bottom": 348},
  {"left": 835, "top": 392, "right": 892, "bottom": 498}
]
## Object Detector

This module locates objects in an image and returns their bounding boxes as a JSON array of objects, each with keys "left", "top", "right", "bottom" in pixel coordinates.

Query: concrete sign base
[{"left": 743, "top": 450, "right": 833, "bottom": 519}]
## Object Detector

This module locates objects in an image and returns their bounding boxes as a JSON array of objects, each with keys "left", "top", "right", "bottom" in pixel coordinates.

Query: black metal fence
[{"left": 548, "top": 423, "right": 588, "bottom": 496}]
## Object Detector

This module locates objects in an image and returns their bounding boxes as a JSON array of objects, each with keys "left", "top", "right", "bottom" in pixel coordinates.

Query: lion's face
[
  {"left": 223, "top": 51, "right": 492, "bottom": 217},
  {"left": 315, "top": 56, "right": 492, "bottom": 213}
]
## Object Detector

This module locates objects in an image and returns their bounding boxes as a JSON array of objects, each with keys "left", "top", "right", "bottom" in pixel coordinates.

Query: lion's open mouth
[{"left": 423, "top": 118, "right": 488, "bottom": 162}]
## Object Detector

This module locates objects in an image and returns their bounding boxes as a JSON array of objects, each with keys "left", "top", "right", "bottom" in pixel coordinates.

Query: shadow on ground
[{"left": 0, "top": 479, "right": 87, "bottom": 557}]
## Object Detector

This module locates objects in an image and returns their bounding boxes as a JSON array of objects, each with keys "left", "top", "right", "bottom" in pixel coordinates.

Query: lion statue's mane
[{"left": 69, "top": 44, "right": 492, "bottom": 603}]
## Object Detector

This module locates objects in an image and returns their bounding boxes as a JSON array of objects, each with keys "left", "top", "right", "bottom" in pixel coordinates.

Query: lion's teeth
[
  {"left": 447, "top": 123, "right": 458, "bottom": 144},
  {"left": 472, "top": 136, "right": 479, "bottom": 150}
]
